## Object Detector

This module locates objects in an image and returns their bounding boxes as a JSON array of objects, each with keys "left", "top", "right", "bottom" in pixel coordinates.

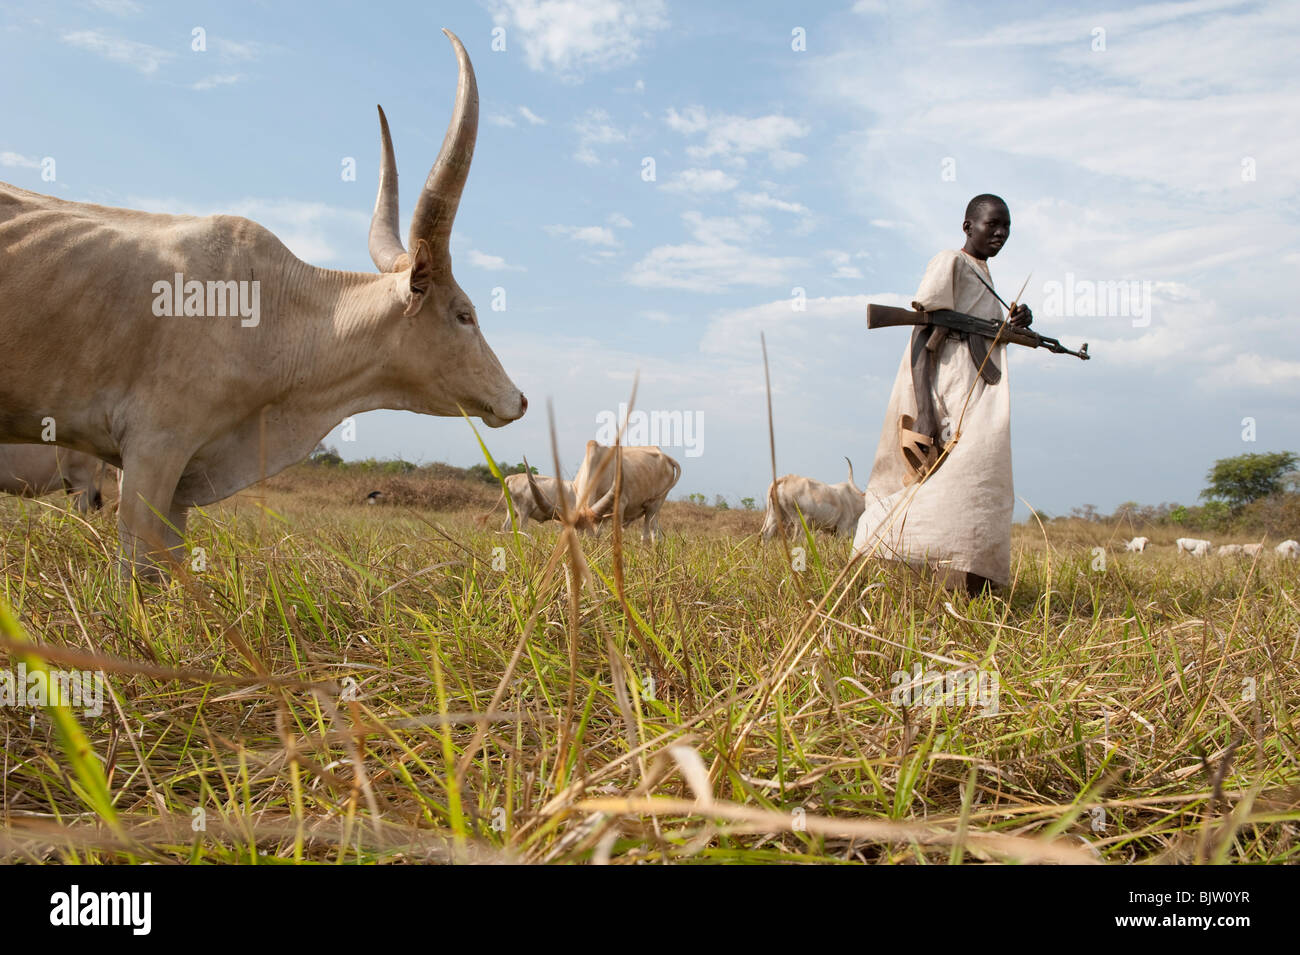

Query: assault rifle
[{"left": 867, "top": 304, "right": 1090, "bottom": 361}]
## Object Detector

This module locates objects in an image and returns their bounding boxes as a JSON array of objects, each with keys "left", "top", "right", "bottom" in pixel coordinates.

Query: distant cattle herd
[
  {"left": 4, "top": 438, "right": 1298, "bottom": 567},
  {"left": 1130, "top": 536, "right": 1300, "bottom": 559}
]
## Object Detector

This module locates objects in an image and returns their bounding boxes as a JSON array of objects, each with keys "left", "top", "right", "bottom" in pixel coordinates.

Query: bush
[{"left": 466, "top": 461, "right": 532, "bottom": 485}]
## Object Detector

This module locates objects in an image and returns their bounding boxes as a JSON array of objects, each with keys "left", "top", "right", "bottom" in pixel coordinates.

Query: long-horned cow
[
  {"left": 527, "top": 441, "right": 681, "bottom": 543},
  {"left": 760, "top": 458, "right": 864, "bottom": 541},
  {"left": 0, "top": 31, "right": 525, "bottom": 573},
  {"left": 0, "top": 444, "right": 107, "bottom": 513},
  {"left": 493, "top": 470, "right": 575, "bottom": 531}
]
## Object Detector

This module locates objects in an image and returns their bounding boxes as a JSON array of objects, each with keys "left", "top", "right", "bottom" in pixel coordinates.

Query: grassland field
[{"left": 1, "top": 459, "right": 1297, "bottom": 865}]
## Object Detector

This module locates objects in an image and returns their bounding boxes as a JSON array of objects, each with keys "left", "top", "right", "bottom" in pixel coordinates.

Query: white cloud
[
  {"left": 665, "top": 106, "right": 809, "bottom": 168},
  {"left": 61, "top": 30, "right": 174, "bottom": 74},
  {"left": 191, "top": 73, "right": 243, "bottom": 91},
  {"left": 826, "top": 250, "right": 869, "bottom": 280},
  {"left": 89, "top": 0, "right": 143, "bottom": 15},
  {"left": 0, "top": 151, "right": 41, "bottom": 169},
  {"left": 487, "top": 113, "right": 517, "bottom": 128},
  {"left": 608, "top": 212, "right": 634, "bottom": 228},
  {"left": 572, "top": 108, "right": 627, "bottom": 165},
  {"left": 738, "top": 191, "right": 810, "bottom": 215},
  {"left": 211, "top": 38, "right": 266, "bottom": 61},
  {"left": 626, "top": 244, "right": 799, "bottom": 292},
  {"left": 467, "top": 249, "right": 526, "bottom": 271},
  {"left": 953, "top": 0, "right": 1251, "bottom": 49},
  {"left": 700, "top": 292, "right": 909, "bottom": 355},
  {"left": 487, "top": 0, "right": 668, "bottom": 77},
  {"left": 662, "top": 168, "right": 739, "bottom": 194},
  {"left": 518, "top": 105, "right": 547, "bottom": 125},
  {"left": 1200, "top": 352, "right": 1300, "bottom": 391},
  {"left": 681, "top": 211, "right": 767, "bottom": 245},
  {"left": 545, "top": 224, "right": 620, "bottom": 246},
  {"left": 626, "top": 211, "right": 803, "bottom": 292}
]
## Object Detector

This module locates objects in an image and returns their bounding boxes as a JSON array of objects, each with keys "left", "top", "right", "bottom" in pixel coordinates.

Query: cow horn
[
  {"left": 523, "top": 457, "right": 557, "bottom": 519},
  {"left": 590, "top": 485, "right": 618, "bottom": 520},
  {"left": 369, "top": 105, "right": 411, "bottom": 273},
  {"left": 407, "top": 29, "right": 478, "bottom": 271}
]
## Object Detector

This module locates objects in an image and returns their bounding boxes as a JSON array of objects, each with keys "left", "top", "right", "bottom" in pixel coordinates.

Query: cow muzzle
[{"left": 482, "top": 392, "right": 527, "bottom": 428}]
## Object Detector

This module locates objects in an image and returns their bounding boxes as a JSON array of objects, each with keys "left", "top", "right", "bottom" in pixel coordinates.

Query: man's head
[{"left": 962, "top": 194, "right": 1010, "bottom": 260}]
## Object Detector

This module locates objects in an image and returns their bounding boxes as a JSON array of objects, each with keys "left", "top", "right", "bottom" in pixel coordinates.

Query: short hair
[{"left": 964, "top": 193, "right": 1008, "bottom": 221}]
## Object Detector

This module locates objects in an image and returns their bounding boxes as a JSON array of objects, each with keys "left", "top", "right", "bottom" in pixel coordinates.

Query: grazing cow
[
  {"left": 1123, "top": 536, "right": 1150, "bottom": 553},
  {"left": 1242, "top": 543, "right": 1264, "bottom": 557},
  {"left": 0, "top": 444, "right": 106, "bottom": 513},
  {"left": 490, "top": 471, "right": 575, "bottom": 531},
  {"left": 760, "top": 458, "right": 864, "bottom": 541},
  {"left": 1276, "top": 540, "right": 1300, "bottom": 559},
  {"left": 528, "top": 441, "right": 681, "bottom": 543},
  {"left": 366, "top": 490, "right": 384, "bottom": 505},
  {"left": 1216, "top": 544, "right": 1243, "bottom": 557},
  {"left": 1176, "top": 538, "right": 1212, "bottom": 557},
  {"left": 0, "top": 31, "right": 525, "bottom": 574}
]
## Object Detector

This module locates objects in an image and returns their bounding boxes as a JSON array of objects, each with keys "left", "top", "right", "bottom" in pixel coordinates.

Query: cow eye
[{"left": 456, "top": 311, "right": 475, "bottom": 326}]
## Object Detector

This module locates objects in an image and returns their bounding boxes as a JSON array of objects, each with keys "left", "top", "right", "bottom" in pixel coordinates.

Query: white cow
[
  {"left": 0, "top": 31, "right": 525, "bottom": 574},
  {"left": 1123, "top": 536, "right": 1150, "bottom": 553},
  {"left": 490, "top": 470, "right": 575, "bottom": 531},
  {"left": 1276, "top": 540, "right": 1300, "bottom": 559},
  {"left": 1216, "top": 544, "right": 1243, "bottom": 557},
  {"left": 1176, "top": 538, "right": 1212, "bottom": 557},
  {"left": 0, "top": 444, "right": 107, "bottom": 513},
  {"left": 528, "top": 441, "right": 682, "bottom": 543},
  {"left": 760, "top": 458, "right": 864, "bottom": 541},
  {"left": 1242, "top": 543, "right": 1264, "bottom": 557}
]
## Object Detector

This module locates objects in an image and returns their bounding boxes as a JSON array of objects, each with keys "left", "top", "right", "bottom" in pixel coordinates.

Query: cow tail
[{"left": 476, "top": 489, "right": 506, "bottom": 527}]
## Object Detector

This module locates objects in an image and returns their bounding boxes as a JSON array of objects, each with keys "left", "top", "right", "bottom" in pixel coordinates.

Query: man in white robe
[{"left": 853, "top": 195, "right": 1032, "bottom": 593}]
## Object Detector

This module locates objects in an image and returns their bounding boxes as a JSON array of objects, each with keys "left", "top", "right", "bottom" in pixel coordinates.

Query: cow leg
[
  {"left": 167, "top": 500, "right": 192, "bottom": 564},
  {"left": 645, "top": 500, "right": 666, "bottom": 544},
  {"left": 117, "top": 449, "right": 191, "bottom": 579}
]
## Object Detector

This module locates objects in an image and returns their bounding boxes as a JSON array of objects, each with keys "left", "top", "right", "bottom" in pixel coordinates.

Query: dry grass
[{"left": 1, "top": 467, "right": 1297, "bottom": 864}]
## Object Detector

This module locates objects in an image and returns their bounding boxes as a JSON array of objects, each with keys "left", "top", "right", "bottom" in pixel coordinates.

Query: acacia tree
[{"left": 1200, "top": 451, "right": 1298, "bottom": 511}]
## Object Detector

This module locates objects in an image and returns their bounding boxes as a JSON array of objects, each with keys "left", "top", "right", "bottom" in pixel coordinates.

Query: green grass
[{"left": 1, "top": 482, "right": 1297, "bottom": 864}]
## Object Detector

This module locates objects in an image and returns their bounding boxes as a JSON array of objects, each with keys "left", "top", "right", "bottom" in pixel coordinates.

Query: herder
[{"left": 853, "top": 194, "right": 1032, "bottom": 595}]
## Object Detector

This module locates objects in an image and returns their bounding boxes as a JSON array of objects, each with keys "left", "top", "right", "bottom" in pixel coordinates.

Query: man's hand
[{"left": 1009, "top": 303, "right": 1033, "bottom": 328}]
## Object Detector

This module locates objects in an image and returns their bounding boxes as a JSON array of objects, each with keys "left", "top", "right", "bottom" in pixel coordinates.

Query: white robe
[{"left": 853, "top": 249, "right": 1014, "bottom": 586}]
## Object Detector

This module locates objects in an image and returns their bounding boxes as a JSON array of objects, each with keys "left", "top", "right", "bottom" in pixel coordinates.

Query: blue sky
[{"left": 3, "top": 0, "right": 1298, "bottom": 516}]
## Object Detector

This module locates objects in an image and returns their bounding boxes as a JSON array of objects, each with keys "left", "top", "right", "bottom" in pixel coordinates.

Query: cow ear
[{"left": 404, "top": 239, "right": 435, "bottom": 318}]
